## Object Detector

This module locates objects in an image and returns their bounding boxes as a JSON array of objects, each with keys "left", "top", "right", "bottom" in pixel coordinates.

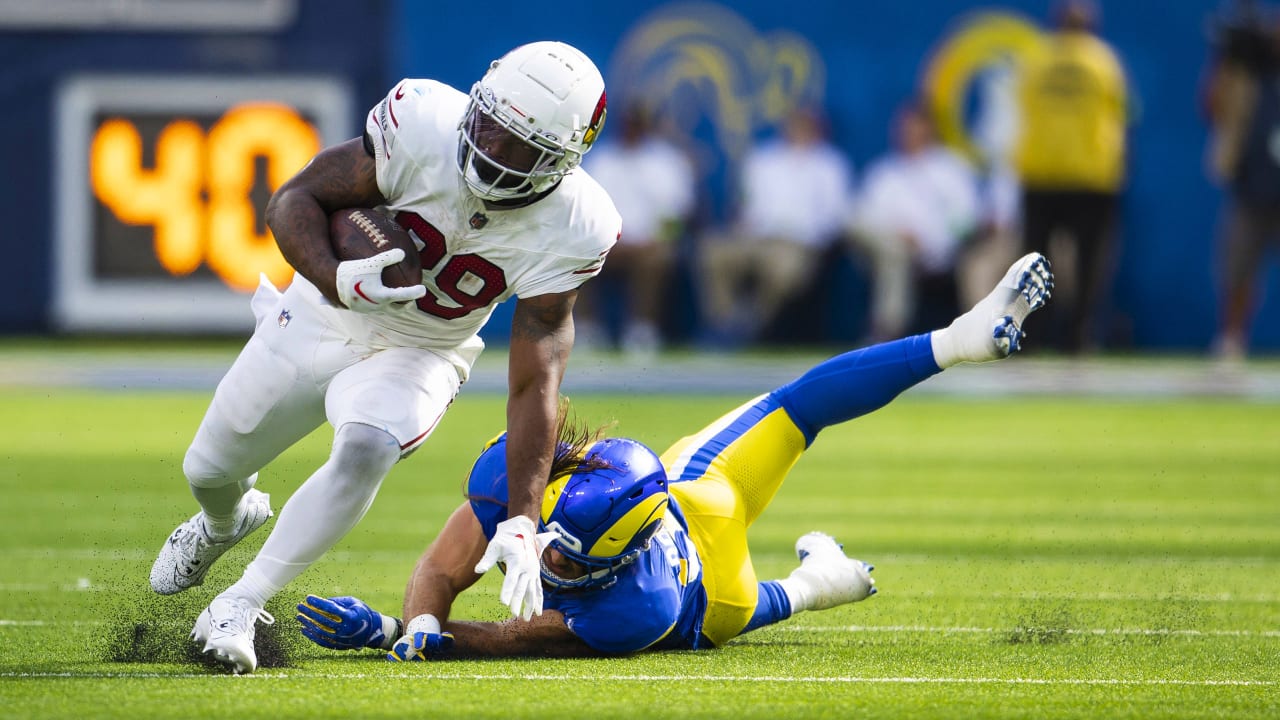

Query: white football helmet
[{"left": 457, "top": 41, "right": 607, "bottom": 202}]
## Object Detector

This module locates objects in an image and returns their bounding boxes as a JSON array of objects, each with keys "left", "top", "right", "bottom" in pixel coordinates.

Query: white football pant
[{"left": 183, "top": 276, "right": 462, "bottom": 603}]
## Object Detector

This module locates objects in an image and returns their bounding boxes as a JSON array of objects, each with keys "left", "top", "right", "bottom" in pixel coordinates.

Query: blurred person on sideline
[
  {"left": 846, "top": 102, "right": 982, "bottom": 341},
  {"left": 959, "top": 60, "right": 1026, "bottom": 316},
  {"left": 1014, "top": 0, "right": 1129, "bottom": 353},
  {"left": 580, "top": 103, "right": 696, "bottom": 356},
  {"left": 146, "top": 42, "right": 619, "bottom": 674},
  {"left": 296, "top": 254, "right": 1053, "bottom": 659},
  {"left": 697, "top": 107, "right": 853, "bottom": 347},
  {"left": 1202, "top": 0, "right": 1280, "bottom": 360}
]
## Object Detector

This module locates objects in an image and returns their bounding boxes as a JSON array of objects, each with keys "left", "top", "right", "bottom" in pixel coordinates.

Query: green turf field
[{"left": 1, "top": 387, "right": 1277, "bottom": 719}]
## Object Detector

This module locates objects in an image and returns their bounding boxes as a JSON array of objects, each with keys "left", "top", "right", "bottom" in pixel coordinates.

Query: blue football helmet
[{"left": 538, "top": 438, "right": 669, "bottom": 590}]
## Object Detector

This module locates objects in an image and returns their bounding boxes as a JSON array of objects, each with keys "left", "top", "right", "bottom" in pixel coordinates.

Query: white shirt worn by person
[
  {"left": 585, "top": 137, "right": 694, "bottom": 246},
  {"left": 852, "top": 146, "right": 980, "bottom": 274},
  {"left": 738, "top": 139, "right": 853, "bottom": 248},
  {"left": 289, "top": 79, "right": 621, "bottom": 379}
]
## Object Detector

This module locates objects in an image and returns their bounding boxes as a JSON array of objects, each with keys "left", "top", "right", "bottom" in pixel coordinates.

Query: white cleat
[
  {"left": 191, "top": 595, "right": 275, "bottom": 675},
  {"left": 787, "top": 532, "right": 876, "bottom": 611},
  {"left": 150, "top": 489, "right": 273, "bottom": 595},
  {"left": 989, "top": 252, "right": 1054, "bottom": 357},
  {"left": 940, "top": 252, "right": 1054, "bottom": 364}
]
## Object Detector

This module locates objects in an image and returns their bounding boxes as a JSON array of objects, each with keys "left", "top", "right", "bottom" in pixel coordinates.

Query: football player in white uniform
[{"left": 147, "top": 41, "right": 619, "bottom": 674}]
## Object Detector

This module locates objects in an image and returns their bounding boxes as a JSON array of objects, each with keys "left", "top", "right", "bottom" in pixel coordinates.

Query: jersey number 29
[{"left": 395, "top": 211, "right": 508, "bottom": 319}]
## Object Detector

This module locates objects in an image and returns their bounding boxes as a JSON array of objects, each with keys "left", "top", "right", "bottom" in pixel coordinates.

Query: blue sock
[
  {"left": 773, "top": 334, "right": 941, "bottom": 445},
  {"left": 741, "top": 580, "right": 793, "bottom": 634}
]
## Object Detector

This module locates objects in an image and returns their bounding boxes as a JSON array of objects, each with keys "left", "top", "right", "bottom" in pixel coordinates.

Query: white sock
[
  {"left": 930, "top": 325, "right": 984, "bottom": 370},
  {"left": 225, "top": 424, "right": 398, "bottom": 605},
  {"left": 777, "top": 576, "right": 813, "bottom": 614},
  {"left": 193, "top": 473, "right": 257, "bottom": 540},
  {"left": 221, "top": 563, "right": 280, "bottom": 609}
]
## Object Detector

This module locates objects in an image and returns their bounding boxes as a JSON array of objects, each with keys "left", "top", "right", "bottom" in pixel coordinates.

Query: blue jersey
[{"left": 468, "top": 447, "right": 708, "bottom": 653}]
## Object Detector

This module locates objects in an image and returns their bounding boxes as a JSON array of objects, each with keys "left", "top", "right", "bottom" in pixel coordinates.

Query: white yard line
[
  {"left": 4, "top": 620, "right": 1277, "bottom": 638},
  {"left": 780, "top": 625, "right": 1280, "bottom": 638},
  {"left": 879, "top": 590, "right": 1280, "bottom": 603},
  {"left": 0, "top": 671, "right": 1273, "bottom": 686}
]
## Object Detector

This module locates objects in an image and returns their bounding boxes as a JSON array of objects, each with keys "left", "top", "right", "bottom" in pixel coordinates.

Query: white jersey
[{"left": 292, "top": 78, "right": 620, "bottom": 377}]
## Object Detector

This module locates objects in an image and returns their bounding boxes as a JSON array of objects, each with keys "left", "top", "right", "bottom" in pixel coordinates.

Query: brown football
[{"left": 328, "top": 208, "right": 422, "bottom": 289}]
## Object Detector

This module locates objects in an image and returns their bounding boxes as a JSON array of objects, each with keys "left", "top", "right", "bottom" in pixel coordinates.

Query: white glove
[
  {"left": 335, "top": 248, "right": 426, "bottom": 312},
  {"left": 474, "top": 515, "right": 558, "bottom": 621}
]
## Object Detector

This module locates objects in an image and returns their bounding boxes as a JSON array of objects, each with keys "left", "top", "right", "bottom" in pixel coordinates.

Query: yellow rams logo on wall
[
  {"left": 607, "top": 2, "right": 826, "bottom": 171},
  {"left": 922, "top": 11, "right": 1046, "bottom": 166}
]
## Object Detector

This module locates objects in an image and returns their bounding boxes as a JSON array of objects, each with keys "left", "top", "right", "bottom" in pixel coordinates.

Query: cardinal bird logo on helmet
[{"left": 582, "top": 90, "right": 607, "bottom": 148}]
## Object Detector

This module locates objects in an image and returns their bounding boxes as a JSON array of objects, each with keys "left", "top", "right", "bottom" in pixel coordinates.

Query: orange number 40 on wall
[
  {"left": 91, "top": 103, "right": 318, "bottom": 291},
  {"left": 55, "top": 76, "right": 352, "bottom": 333}
]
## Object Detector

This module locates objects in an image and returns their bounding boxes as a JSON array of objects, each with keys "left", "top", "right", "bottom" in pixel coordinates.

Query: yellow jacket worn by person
[{"left": 1015, "top": 31, "right": 1128, "bottom": 192}]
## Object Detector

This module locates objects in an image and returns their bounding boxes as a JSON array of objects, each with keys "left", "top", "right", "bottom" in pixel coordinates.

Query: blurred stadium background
[
  {"left": 2, "top": 5, "right": 1278, "bottom": 716},
  {"left": 1, "top": 0, "right": 1278, "bottom": 355}
]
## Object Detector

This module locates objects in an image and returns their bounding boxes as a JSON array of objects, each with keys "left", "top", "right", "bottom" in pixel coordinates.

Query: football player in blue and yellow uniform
[{"left": 297, "top": 254, "right": 1053, "bottom": 658}]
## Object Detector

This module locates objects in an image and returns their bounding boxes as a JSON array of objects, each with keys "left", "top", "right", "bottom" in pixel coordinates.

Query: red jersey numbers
[
  {"left": 394, "top": 211, "right": 508, "bottom": 320},
  {"left": 396, "top": 210, "right": 446, "bottom": 266}
]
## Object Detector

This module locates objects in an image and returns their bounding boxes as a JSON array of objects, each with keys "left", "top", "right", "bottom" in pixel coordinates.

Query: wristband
[{"left": 375, "top": 615, "right": 403, "bottom": 650}]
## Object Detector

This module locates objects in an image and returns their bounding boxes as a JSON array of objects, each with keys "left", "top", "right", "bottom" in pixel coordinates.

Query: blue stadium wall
[{"left": 3, "top": 0, "right": 1274, "bottom": 351}]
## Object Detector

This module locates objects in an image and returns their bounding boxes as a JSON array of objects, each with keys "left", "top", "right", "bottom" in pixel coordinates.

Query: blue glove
[
  {"left": 296, "top": 595, "right": 392, "bottom": 650},
  {"left": 387, "top": 613, "right": 455, "bottom": 662}
]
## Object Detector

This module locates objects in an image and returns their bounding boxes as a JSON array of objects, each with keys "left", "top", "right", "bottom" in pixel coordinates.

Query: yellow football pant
[{"left": 659, "top": 394, "right": 807, "bottom": 646}]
